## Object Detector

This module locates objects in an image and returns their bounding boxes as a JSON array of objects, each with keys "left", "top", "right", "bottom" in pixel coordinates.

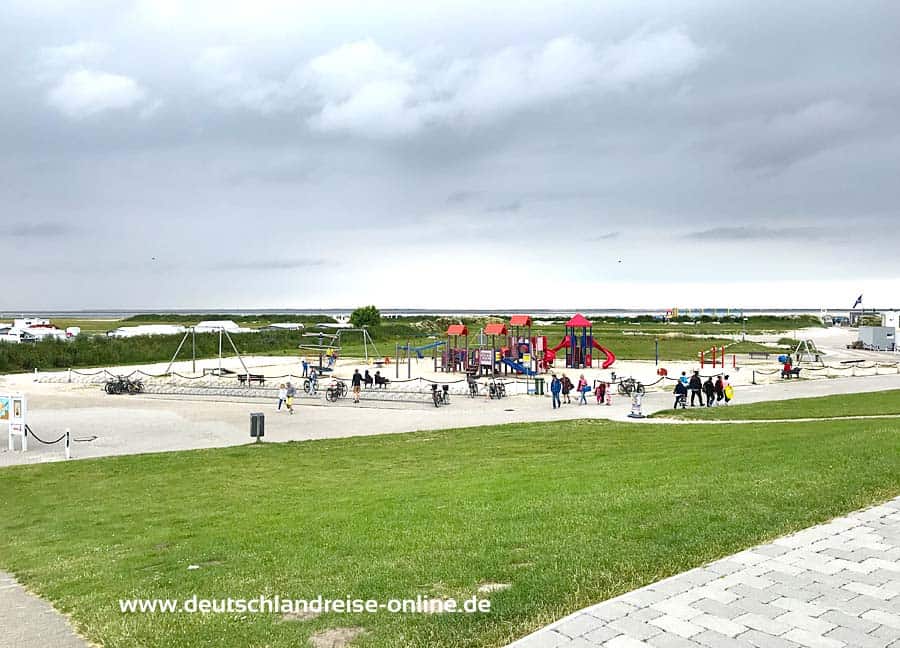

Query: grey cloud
[
  {"left": 686, "top": 227, "right": 828, "bottom": 241},
  {"left": 9, "top": 221, "right": 75, "bottom": 238},
  {"left": 213, "top": 259, "right": 330, "bottom": 271},
  {"left": 590, "top": 231, "right": 621, "bottom": 241},
  {"left": 485, "top": 200, "right": 522, "bottom": 213}
]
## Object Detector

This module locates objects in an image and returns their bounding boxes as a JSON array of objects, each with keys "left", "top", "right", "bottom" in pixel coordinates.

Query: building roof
[
  {"left": 509, "top": 315, "right": 532, "bottom": 327},
  {"left": 565, "top": 313, "right": 593, "bottom": 328},
  {"left": 484, "top": 323, "right": 508, "bottom": 336},
  {"left": 446, "top": 324, "right": 468, "bottom": 336}
]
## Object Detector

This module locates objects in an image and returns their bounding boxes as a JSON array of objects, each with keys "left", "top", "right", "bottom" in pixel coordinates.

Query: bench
[
  {"left": 238, "top": 373, "right": 266, "bottom": 386},
  {"left": 748, "top": 352, "right": 770, "bottom": 360},
  {"left": 781, "top": 368, "right": 801, "bottom": 379},
  {"left": 203, "top": 367, "right": 235, "bottom": 376}
]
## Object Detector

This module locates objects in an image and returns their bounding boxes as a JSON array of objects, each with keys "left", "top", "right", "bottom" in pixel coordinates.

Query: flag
[{"left": 852, "top": 294, "right": 863, "bottom": 309}]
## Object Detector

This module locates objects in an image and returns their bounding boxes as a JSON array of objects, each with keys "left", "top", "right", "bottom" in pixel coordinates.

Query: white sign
[{"left": 3, "top": 394, "right": 27, "bottom": 451}]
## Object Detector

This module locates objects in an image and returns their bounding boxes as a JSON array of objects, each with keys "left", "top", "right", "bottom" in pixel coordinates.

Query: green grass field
[
  {"left": 653, "top": 389, "right": 900, "bottom": 421},
  {"left": 2, "top": 418, "right": 899, "bottom": 647}
]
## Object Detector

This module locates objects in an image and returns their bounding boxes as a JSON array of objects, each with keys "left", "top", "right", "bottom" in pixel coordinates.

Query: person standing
[
  {"left": 723, "top": 374, "right": 734, "bottom": 404},
  {"left": 561, "top": 373, "right": 573, "bottom": 404},
  {"left": 714, "top": 375, "right": 724, "bottom": 404},
  {"left": 688, "top": 371, "right": 703, "bottom": 407},
  {"left": 679, "top": 371, "right": 689, "bottom": 388},
  {"left": 673, "top": 380, "right": 688, "bottom": 409},
  {"left": 594, "top": 381, "right": 607, "bottom": 404},
  {"left": 301, "top": 356, "right": 308, "bottom": 377},
  {"left": 577, "top": 374, "right": 589, "bottom": 405},
  {"left": 277, "top": 383, "right": 287, "bottom": 411},
  {"left": 550, "top": 373, "right": 562, "bottom": 409},
  {"left": 703, "top": 376, "right": 715, "bottom": 407},
  {"left": 351, "top": 368, "right": 362, "bottom": 404},
  {"left": 285, "top": 382, "right": 296, "bottom": 415}
]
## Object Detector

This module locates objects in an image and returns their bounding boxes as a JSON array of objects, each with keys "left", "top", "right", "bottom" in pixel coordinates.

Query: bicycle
[
  {"left": 487, "top": 379, "right": 506, "bottom": 399},
  {"left": 325, "top": 379, "right": 347, "bottom": 403},
  {"left": 430, "top": 384, "right": 450, "bottom": 407},
  {"left": 616, "top": 377, "right": 645, "bottom": 396},
  {"left": 303, "top": 378, "right": 318, "bottom": 395},
  {"left": 104, "top": 376, "right": 144, "bottom": 395},
  {"left": 466, "top": 373, "right": 479, "bottom": 398}
]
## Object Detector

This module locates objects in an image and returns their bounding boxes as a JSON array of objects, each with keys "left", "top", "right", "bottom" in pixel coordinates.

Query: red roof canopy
[
  {"left": 446, "top": 324, "right": 468, "bottom": 336},
  {"left": 509, "top": 315, "right": 532, "bottom": 327},
  {"left": 565, "top": 313, "right": 593, "bottom": 328},
  {"left": 484, "top": 323, "right": 508, "bottom": 336}
]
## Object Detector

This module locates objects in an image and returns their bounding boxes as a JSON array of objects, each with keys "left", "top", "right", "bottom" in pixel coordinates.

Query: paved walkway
[
  {"left": 0, "top": 572, "right": 88, "bottom": 648},
  {"left": 509, "top": 497, "right": 900, "bottom": 648}
]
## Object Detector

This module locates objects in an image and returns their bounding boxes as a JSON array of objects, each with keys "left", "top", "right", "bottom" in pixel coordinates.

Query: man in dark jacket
[
  {"left": 703, "top": 376, "right": 715, "bottom": 407},
  {"left": 673, "top": 380, "right": 687, "bottom": 409},
  {"left": 550, "top": 374, "right": 562, "bottom": 409},
  {"left": 689, "top": 371, "right": 703, "bottom": 407},
  {"left": 351, "top": 369, "right": 362, "bottom": 403}
]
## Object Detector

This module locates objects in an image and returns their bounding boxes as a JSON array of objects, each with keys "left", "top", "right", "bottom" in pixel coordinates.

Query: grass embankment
[
  {"left": 1, "top": 418, "right": 899, "bottom": 647},
  {"left": 654, "top": 389, "right": 900, "bottom": 421}
]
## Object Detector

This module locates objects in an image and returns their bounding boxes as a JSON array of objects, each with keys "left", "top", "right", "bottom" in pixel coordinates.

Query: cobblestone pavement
[{"left": 509, "top": 497, "right": 900, "bottom": 648}]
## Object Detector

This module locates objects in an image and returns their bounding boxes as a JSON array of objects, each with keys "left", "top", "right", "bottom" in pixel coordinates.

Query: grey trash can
[
  {"left": 534, "top": 377, "right": 545, "bottom": 396},
  {"left": 250, "top": 412, "right": 265, "bottom": 440}
]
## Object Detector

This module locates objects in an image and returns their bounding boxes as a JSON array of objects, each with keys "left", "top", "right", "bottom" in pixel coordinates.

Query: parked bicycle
[
  {"left": 303, "top": 377, "right": 318, "bottom": 395},
  {"left": 325, "top": 379, "right": 348, "bottom": 403},
  {"left": 466, "top": 373, "right": 479, "bottom": 398},
  {"left": 487, "top": 379, "right": 506, "bottom": 399},
  {"left": 431, "top": 384, "right": 450, "bottom": 407},
  {"left": 104, "top": 375, "right": 144, "bottom": 395},
  {"left": 616, "top": 377, "right": 645, "bottom": 396}
]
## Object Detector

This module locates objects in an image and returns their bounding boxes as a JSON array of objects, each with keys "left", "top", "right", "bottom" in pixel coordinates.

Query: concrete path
[
  {"left": 0, "top": 572, "right": 89, "bottom": 648},
  {"left": 509, "top": 497, "right": 900, "bottom": 648}
]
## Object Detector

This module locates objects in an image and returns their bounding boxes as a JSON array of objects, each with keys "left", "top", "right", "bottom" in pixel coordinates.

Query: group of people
[
  {"left": 548, "top": 373, "right": 610, "bottom": 409},
  {"left": 673, "top": 371, "right": 733, "bottom": 409},
  {"left": 276, "top": 382, "right": 297, "bottom": 414}
]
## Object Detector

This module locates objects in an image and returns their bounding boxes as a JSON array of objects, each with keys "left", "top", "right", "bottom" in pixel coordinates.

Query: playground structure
[
  {"left": 437, "top": 313, "right": 616, "bottom": 376},
  {"left": 698, "top": 344, "right": 737, "bottom": 369},
  {"left": 300, "top": 327, "right": 381, "bottom": 372},
  {"left": 544, "top": 314, "right": 616, "bottom": 371}
]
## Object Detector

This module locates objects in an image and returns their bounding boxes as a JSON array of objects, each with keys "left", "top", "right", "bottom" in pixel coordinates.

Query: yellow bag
[{"left": 724, "top": 385, "right": 734, "bottom": 400}]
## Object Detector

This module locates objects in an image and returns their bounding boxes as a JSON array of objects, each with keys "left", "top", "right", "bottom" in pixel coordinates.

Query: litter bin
[
  {"left": 250, "top": 412, "right": 265, "bottom": 441},
  {"left": 534, "top": 377, "right": 545, "bottom": 396}
]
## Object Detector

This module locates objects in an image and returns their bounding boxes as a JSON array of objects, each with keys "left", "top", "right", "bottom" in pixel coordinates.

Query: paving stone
[
  {"left": 628, "top": 607, "right": 665, "bottom": 622},
  {"left": 512, "top": 629, "right": 571, "bottom": 647},
  {"left": 608, "top": 617, "right": 664, "bottom": 641},
  {"left": 737, "top": 629, "right": 803, "bottom": 648},
  {"left": 646, "top": 632, "right": 702, "bottom": 648},
  {"left": 622, "top": 589, "right": 674, "bottom": 608},
  {"left": 733, "top": 612, "right": 793, "bottom": 636},
  {"left": 690, "top": 614, "right": 747, "bottom": 638},
  {"left": 770, "top": 597, "right": 829, "bottom": 618},
  {"left": 648, "top": 614, "right": 703, "bottom": 639},
  {"left": 691, "top": 598, "right": 743, "bottom": 620},
  {"left": 583, "top": 627, "right": 621, "bottom": 645},
  {"left": 862, "top": 609, "right": 900, "bottom": 629},
  {"left": 820, "top": 609, "right": 880, "bottom": 634},
  {"left": 782, "top": 628, "right": 845, "bottom": 648},
  {"left": 556, "top": 614, "right": 606, "bottom": 638},
  {"left": 843, "top": 581, "right": 895, "bottom": 600},
  {"left": 824, "top": 625, "right": 890, "bottom": 648},
  {"left": 728, "top": 583, "right": 779, "bottom": 603},
  {"left": 589, "top": 602, "right": 639, "bottom": 623},
  {"left": 604, "top": 636, "right": 654, "bottom": 648},
  {"left": 774, "top": 611, "right": 836, "bottom": 635},
  {"left": 691, "top": 629, "right": 746, "bottom": 648}
]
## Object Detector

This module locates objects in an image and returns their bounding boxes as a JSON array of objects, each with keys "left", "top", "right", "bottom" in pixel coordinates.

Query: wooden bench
[
  {"left": 781, "top": 368, "right": 801, "bottom": 379},
  {"left": 238, "top": 373, "right": 266, "bottom": 386},
  {"left": 748, "top": 352, "right": 770, "bottom": 360}
]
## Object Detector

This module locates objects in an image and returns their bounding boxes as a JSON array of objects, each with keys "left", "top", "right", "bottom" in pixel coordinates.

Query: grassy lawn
[
  {"left": 2, "top": 418, "right": 900, "bottom": 647},
  {"left": 653, "top": 389, "right": 900, "bottom": 421}
]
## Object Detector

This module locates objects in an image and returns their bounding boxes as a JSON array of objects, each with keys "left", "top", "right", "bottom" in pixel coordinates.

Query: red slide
[
  {"left": 592, "top": 340, "right": 617, "bottom": 369},
  {"left": 543, "top": 336, "right": 570, "bottom": 366}
]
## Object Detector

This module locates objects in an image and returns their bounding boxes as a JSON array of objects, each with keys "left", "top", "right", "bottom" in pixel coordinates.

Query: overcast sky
[{"left": 2, "top": 0, "right": 898, "bottom": 310}]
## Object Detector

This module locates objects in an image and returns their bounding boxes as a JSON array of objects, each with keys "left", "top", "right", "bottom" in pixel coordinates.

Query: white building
[
  {"left": 0, "top": 318, "right": 69, "bottom": 343},
  {"left": 107, "top": 324, "right": 186, "bottom": 338},
  {"left": 194, "top": 320, "right": 254, "bottom": 333},
  {"left": 262, "top": 323, "right": 304, "bottom": 331}
]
